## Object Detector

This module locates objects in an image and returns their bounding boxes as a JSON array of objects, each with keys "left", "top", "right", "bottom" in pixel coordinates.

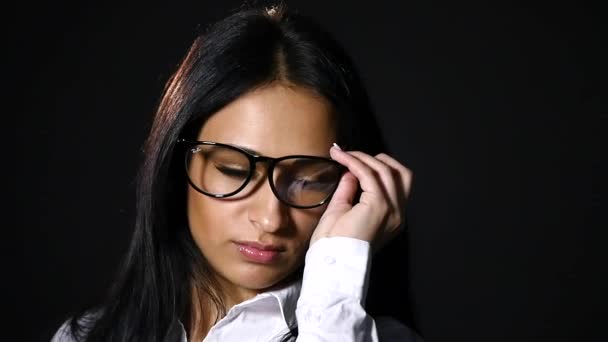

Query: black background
[{"left": 8, "top": 1, "right": 606, "bottom": 341}]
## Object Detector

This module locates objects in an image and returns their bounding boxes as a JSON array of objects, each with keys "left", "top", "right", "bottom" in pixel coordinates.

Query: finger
[
  {"left": 329, "top": 146, "right": 385, "bottom": 199},
  {"left": 346, "top": 151, "right": 399, "bottom": 211},
  {"left": 348, "top": 151, "right": 412, "bottom": 236},
  {"left": 347, "top": 151, "right": 398, "bottom": 192},
  {"left": 374, "top": 153, "right": 413, "bottom": 196},
  {"left": 325, "top": 171, "right": 358, "bottom": 212},
  {"left": 374, "top": 154, "right": 412, "bottom": 233}
]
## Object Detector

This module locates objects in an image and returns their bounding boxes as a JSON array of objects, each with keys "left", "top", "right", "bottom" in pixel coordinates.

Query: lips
[
  {"left": 234, "top": 240, "right": 285, "bottom": 251},
  {"left": 234, "top": 240, "right": 285, "bottom": 263}
]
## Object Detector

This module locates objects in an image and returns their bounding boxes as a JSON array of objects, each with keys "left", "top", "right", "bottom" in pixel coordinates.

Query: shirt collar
[
  {"left": 262, "top": 278, "right": 302, "bottom": 328},
  {"left": 177, "top": 278, "right": 302, "bottom": 339}
]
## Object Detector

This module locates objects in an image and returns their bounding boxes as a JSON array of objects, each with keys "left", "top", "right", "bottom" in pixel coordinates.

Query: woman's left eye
[{"left": 216, "top": 165, "right": 249, "bottom": 178}]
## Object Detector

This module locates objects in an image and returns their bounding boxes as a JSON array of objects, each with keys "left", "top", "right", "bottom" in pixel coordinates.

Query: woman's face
[{"left": 187, "top": 84, "right": 337, "bottom": 303}]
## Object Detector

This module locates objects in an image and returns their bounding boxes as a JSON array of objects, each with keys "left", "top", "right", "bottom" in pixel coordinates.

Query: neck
[
  {"left": 216, "top": 276, "right": 261, "bottom": 308},
  {"left": 187, "top": 267, "right": 304, "bottom": 340},
  {"left": 187, "top": 275, "right": 259, "bottom": 341}
]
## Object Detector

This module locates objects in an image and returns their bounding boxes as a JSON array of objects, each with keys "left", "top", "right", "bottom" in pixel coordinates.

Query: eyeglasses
[{"left": 177, "top": 139, "right": 346, "bottom": 209}]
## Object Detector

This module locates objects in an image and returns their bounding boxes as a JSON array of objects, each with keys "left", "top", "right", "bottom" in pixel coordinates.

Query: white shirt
[{"left": 52, "top": 237, "right": 422, "bottom": 341}]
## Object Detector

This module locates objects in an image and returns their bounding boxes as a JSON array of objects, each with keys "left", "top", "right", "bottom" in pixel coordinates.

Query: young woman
[{"left": 52, "top": 4, "right": 420, "bottom": 341}]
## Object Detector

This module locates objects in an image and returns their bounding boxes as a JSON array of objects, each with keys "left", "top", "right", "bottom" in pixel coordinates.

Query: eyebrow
[
  {"left": 232, "top": 144, "right": 262, "bottom": 156},
  {"left": 231, "top": 143, "right": 331, "bottom": 159}
]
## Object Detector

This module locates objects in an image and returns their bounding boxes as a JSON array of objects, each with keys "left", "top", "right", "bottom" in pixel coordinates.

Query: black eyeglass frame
[{"left": 176, "top": 139, "right": 346, "bottom": 209}]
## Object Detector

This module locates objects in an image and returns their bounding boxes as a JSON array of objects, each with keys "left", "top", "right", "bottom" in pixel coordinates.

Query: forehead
[{"left": 198, "top": 84, "right": 337, "bottom": 157}]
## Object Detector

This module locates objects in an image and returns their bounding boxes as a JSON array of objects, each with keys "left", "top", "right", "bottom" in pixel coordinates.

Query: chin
[{"left": 231, "top": 266, "right": 288, "bottom": 290}]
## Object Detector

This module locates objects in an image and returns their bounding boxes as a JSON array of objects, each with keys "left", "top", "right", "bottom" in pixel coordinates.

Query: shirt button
[{"left": 324, "top": 256, "right": 336, "bottom": 264}]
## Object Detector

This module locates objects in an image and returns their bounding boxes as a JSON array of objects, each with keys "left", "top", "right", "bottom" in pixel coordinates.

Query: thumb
[{"left": 325, "top": 171, "right": 359, "bottom": 212}]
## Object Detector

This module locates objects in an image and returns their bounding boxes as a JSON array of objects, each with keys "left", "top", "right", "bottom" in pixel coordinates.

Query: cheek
[
  {"left": 187, "top": 187, "right": 327, "bottom": 247},
  {"left": 187, "top": 188, "right": 230, "bottom": 247},
  {"left": 291, "top": 205, "right": 326, "bottom": 238}
]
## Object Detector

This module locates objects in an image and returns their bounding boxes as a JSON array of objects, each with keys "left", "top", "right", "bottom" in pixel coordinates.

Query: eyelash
[
  {"left": 216, "top": 165, "right": 249, "bottom": 178},
  {"left": 215, "top": 165, "right": 333, "bottom": 185}
]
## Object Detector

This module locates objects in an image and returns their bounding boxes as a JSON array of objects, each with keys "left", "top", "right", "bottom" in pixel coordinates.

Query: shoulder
[
  {"left": 375, "top": 316, "right": 424, "bottom": 342},
  {"left": 51, "top": 319, "right": 78, "bottom": 342},
  {"left": 51, "top": 311, "right": 101, "bottom": 342}
]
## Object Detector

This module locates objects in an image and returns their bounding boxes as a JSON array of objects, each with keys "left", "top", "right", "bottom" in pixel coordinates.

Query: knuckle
[
  {"left": 377, "top": 163, "right": 392, "bottom": 177},
  {"left": 394, "top": 212, "right": 403, "bottom": 226},
  {"left": 381, "top": 200, "right": 391, "bottom": 212},
  {"left": 361, "top": 166, "right": 377, "bottom": 179},
  {"left": 401, "top": 166, "right": 413, "bottom": 177},
  {"left": 391, "top": 209, "right": 402, "bottom": 227}
]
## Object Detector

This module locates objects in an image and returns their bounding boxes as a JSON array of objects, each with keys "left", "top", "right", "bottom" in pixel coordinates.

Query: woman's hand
[{"left": 309, "top": 144, "right": 413, "bottom": 254}]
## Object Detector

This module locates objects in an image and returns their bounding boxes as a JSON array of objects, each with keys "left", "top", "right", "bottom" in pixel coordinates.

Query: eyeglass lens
[{"left": 186, "top": 144, "right": 341, "bottom": 207}]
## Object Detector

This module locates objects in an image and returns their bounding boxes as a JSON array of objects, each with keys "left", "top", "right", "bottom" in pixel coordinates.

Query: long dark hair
[{"left": 66, "top": 3, "right": 388, "bottom": 341}]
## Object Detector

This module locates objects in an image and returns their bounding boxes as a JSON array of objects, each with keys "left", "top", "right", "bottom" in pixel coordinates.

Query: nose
[{"left": 247, "top": 176, "right": 289, "bottom": 233}]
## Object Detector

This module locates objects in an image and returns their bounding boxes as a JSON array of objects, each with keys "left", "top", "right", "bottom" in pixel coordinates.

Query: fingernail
[{"left": 332, "top": 143, "right": 342, "bottom": 151}]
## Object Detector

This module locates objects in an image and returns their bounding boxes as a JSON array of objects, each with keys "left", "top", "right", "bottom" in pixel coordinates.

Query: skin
[
  {"left": 187, "top": 83, "right": 338, "bottom": 308},
  {"left": 186, "top": 82, "right": 413, "bottom": 338}
]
